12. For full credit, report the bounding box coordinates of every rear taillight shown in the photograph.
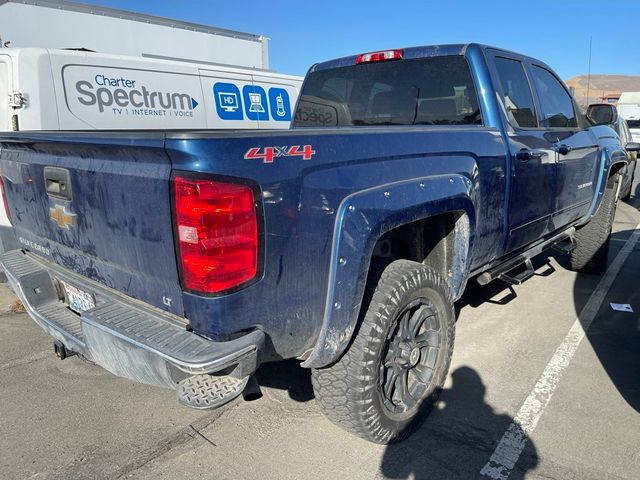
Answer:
[356,49,403,64]
[173,176,258,294]
[0,175,11,222]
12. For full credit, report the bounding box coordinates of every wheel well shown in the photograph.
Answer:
[371,212,469,296]
[609,161,626,178]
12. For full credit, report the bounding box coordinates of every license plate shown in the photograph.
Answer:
[61,281,95,314]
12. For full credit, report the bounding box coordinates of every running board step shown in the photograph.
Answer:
[176,374,249,410]
[476,227,576,286]
[552,239,576,254]
[497,258,534,286]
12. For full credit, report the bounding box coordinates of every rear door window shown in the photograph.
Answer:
[294,56,481,127]
[493,57,537,128]
[530,65,577,128]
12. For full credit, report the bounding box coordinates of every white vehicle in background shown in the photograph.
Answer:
[624,117,640,143]
[617,92,640,142]
[0,48,303,251]
[0,0,270,69]
[0,48,302,131]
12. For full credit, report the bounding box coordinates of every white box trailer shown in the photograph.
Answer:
[0,47,303,248]
[617,92,640,143]
[0,48,303,131]
[0,0,269,69]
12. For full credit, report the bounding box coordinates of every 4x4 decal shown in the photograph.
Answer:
[244,145,316,164]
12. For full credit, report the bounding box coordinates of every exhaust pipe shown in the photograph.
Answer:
[53,340,75,360]
[242,375,263,402]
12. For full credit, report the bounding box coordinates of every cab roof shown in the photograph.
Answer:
[309,43,540,73]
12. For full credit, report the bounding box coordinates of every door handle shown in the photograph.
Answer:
[555,144,572,155]
[515,149,547,161]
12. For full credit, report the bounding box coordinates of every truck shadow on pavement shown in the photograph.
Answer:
[567,225,640,414]
[253,293,541,479]
[380,366,538,480]
[254,361,538,479]
[254,359,315,402]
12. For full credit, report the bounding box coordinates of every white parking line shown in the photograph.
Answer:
[480,223,640,480]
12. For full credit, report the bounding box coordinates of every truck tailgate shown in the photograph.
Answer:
[0,132,184,316]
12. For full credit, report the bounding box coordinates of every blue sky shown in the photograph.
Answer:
[82,0,639,80]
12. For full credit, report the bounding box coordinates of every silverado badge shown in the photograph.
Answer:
[49,205,76,229]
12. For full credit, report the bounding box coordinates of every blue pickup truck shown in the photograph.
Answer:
[0,44,634,444]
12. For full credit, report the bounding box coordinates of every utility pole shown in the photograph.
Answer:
[585,36,592,105]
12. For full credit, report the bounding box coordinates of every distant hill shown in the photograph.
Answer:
[565,74,640,106]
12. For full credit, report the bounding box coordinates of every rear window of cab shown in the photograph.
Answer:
[294,56,482,127]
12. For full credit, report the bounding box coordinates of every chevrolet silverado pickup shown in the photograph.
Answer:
[0,44,633,444]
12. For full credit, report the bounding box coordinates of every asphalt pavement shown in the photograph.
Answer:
[1,196,639,480]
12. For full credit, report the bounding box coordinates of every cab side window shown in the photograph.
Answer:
[494,57,537,128]
[530,65,577,128]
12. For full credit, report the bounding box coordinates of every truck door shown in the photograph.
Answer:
[526,63,599,231]
[489,53,558,253]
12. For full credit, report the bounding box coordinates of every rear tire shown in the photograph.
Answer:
[311,260,455,444]
[570,175,618,274]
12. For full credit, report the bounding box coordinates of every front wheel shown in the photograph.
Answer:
[311,260,455,444]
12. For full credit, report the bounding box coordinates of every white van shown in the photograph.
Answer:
[0,48,303,252]
[0,48,303,132]
[617,92,640,142]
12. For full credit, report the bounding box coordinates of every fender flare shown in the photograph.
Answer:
[577,146,627,227]
[301,174,475,369]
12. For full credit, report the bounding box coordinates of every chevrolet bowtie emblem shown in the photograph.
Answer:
[49,205,76,229]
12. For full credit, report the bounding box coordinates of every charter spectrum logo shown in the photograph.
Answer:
[75,74,199,113]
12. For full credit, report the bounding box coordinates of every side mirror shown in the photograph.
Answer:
[586,103,618,125]
[625,142,640,152]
